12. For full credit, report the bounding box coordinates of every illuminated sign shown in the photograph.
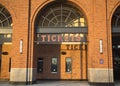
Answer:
[36,33,87,44]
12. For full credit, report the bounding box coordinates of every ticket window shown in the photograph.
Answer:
[51,57,57,73]
[37,58,43,73]
[66,58,72,73]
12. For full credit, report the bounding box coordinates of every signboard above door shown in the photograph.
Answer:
[35,33,87,44]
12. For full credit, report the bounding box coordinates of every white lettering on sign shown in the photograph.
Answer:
[36,34,86,44]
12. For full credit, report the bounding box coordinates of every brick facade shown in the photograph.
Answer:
[0,0,120,85]
[34,44,87,80]
[0,44,12,80]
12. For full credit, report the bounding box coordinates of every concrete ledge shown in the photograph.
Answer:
[10,68,37,82]
[89,82,114,86]
[9,80,36,85]
[88,68,114,83]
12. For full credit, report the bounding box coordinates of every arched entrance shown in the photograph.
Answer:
[0,4,12,80]
[34,2,88,80]
[112,5,120,80]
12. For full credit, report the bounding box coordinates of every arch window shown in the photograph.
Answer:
[112,5,120,80]
[0,4,12,44]
[35,3,87,28]
[0,5,12,28]
[112,6,120,27]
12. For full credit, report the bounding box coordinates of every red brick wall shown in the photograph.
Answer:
[0,44,12,80]
[0,0,29,68]
[34,44,87,80]
[0,0,119,81]
[34,44,60,79]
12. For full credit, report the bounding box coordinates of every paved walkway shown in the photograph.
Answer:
[0,81,120,86]
[0,81,89,86]
[36,81,89,86]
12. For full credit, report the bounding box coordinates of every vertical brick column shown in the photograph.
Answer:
[88,0,114,85]
[8,0,35,84]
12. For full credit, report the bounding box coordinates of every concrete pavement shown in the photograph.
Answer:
[0,80,120,86]
[0,81,89,86]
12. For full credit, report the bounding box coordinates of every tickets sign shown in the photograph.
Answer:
[36,33,87,44]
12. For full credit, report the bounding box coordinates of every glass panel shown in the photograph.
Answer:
[51,57,57,73]
[66,58,72,73]
[0,34,12,44]
[112,6,120,27]
[6,34,11,38]
[37,58,43,73]
[35,3,87,28]
[0,4,12,28]
[0,34,4,38]
[0,5,12,44]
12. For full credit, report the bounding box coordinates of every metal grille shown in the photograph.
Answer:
[36,3,87,28]
[0,4,12,28]
[112,6,120,27]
